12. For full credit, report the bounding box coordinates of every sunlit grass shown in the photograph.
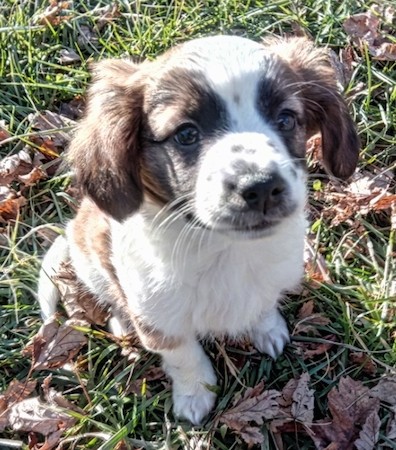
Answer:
[1,0,395,448]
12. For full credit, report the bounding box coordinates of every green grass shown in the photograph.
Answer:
[1,0,395,449]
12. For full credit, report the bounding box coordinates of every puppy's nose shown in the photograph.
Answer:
[241,173,286,213]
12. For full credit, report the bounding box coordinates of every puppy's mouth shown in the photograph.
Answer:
[183,211,284,238]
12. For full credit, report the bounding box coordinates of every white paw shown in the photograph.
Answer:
[251,309,290,359]
[173,382,217,425]
[161,341,217,425]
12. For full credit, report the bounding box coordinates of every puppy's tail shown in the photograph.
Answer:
[37,234,69,320]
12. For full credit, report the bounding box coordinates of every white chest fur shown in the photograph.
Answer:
[110,204,306,339]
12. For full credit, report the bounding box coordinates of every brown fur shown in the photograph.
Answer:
[72,199,182,351]
[266,36,360,179]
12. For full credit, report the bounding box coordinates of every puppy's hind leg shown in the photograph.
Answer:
[37,234,69,320]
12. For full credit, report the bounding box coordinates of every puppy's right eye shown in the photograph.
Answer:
[174,124,200,147]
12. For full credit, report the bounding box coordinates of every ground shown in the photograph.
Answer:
[0,1,395,449]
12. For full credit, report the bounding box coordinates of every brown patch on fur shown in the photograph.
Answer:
[134,316,183,351]
[72,199,182,351]
[265,36,360,179]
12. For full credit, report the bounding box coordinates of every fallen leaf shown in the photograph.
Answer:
[23,317,87,370]
[8,397,75,435]
[0,120,11,143]
[59,96,85,121]
[306,135,323,168]
[18,166,47,186]
[42,375,85,414]
[369,41,396,60]
[386,407,396,440]
[0,186,26,223]
[95,3,120,30]
[354,410,381,450]
[295,337,336,360]
[343,11,379,46]
[0,379,37,431]
[59,48,81,65]
[315,169,395,226]
[77,25,98,46]
[370,376,396,405]
[1,379,37,405]
[304,234,332,285]
[297,300,315,320]
[28,110,75,154]
[309,377,380,449]
[291,372,314,423]
[270,375,313,434]
[219,381,280,445]
[34,1,72,26]
[349,352,377,375]
[54,261,110,326]
[343,8,396,61]
[0,149,33,185]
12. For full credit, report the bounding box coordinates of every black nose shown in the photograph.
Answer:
[241,173,286,213]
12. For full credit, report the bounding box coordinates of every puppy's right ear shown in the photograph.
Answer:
[68,59,144,221]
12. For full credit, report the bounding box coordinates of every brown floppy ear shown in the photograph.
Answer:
[67,59,144,221]
[267,37,360,179]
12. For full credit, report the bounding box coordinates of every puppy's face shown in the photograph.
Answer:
[69,35,360,236]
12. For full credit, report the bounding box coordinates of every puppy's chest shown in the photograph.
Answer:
[118,237,300,335]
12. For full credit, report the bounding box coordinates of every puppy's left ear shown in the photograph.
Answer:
[268,37,360,179]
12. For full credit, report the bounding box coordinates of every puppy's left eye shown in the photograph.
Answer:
[174,124,200,146]
[277,111,296,132]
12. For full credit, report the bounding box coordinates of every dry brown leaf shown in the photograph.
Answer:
[59,96,85,121]
[34,1,72,26]
[349,352,377,375]
[0,186,26,223]
[304,235,332,285]
[0,379,37,431]
[297,300,315,320]
[354,410,381,450]
[386,407,396,440]
[309,377,380,449]
[0,120,11,143]
[219,381,280,445]
[343,8,396,61]
[291,372,315,423]
[1,379,37,405]
[316,169,395,226]
[343,11,379,46]
[293,311,331,336]
[42,375,85,415]
[8,397,75,435]
[369,376,396,405]
[59,48,81,65]
[77,25,98,46]
[28,111,76,156]
[95,3,120,30]
[0,149,33,185]
[18,166,47,186]
[23,317,87,370]
[295,336,336,360]
[271,374,315,434]
[54,261,110,326]
[369,41,396,60]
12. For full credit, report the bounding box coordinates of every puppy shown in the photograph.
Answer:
[38,35,359,425]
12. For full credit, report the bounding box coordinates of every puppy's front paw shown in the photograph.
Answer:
[252,309,290,359]
[173,382,217,425]
[161,341,217,425]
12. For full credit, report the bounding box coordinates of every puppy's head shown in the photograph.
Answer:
[69,35,359,237]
